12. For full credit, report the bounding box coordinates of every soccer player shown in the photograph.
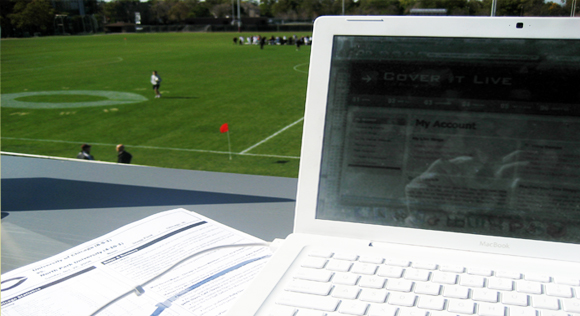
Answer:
[151,71,162,98]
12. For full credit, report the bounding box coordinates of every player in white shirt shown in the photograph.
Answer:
[151,71,162,98]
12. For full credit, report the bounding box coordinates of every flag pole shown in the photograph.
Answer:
[227,131,232,160]
[220,123,232,160]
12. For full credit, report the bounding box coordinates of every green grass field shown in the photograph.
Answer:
[1,32,312,177]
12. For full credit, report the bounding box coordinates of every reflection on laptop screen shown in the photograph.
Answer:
[317,35,580,244]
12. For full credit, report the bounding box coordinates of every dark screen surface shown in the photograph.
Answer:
[316,35,580,244]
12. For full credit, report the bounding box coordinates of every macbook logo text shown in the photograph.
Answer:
[480,241,510,248]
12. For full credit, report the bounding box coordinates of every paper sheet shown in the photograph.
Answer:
[1,208,272,316]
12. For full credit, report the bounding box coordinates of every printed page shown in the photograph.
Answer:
[1,208,272,316]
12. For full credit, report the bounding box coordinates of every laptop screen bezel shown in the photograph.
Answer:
[294,16,580,263]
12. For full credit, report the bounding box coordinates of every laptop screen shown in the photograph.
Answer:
[316,35,580,244]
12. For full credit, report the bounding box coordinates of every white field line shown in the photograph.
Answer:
[0,151,147,167]
[239,117,304,154]
[1,137,300,160]
[293,63,309,74]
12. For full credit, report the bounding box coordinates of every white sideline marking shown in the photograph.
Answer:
[1,137,300,160]
[239,117,304,154]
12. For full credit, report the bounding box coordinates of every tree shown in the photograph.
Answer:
[358,0,402,15]
[1,0,16,37]
[9,0,54,35]
[190,1,212,18]
[272,0,301,19]
[168,0,191,22]
[260,0,276,17]
[150,0,174,24]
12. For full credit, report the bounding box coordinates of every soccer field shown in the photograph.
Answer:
[1,32,312,178]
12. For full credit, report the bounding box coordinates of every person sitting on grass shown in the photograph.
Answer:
[116,144,132,164]
[77,144,94,160]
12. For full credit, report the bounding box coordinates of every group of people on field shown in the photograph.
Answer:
[233,34,312,49]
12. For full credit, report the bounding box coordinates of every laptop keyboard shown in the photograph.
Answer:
[266,248,580,316]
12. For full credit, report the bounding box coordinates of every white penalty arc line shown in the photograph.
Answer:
[240,117,304,154]
[293,63,309,74]
[1,137,300,160]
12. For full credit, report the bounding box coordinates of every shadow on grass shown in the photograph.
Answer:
[1,178,294,212]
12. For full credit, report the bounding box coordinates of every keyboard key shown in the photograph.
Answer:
[265,305,297,316]
[351,262,378,275]
[440,265,465,273]
[338,300,368,315]
[359,275,386,289]
[286,279,333,296]
[386,279,414,292]
[502,292,529,306]
[302,257,328,269]
[295,310,325,316]
[360,255,384,264]
[459,275,485,288]
[488,278,514,291]
[516,281,542,295]
[447,299,475,314]
[472,289,499,303]
[277,292,340,312]
[399,308,429,316]
[377,266,404,278]
[509,306,537,316]
[333,253,359,261]
[524,274,550,283]
[432,272,458,285]
[387,259,410,267]
[495,271,521,280]
[417,296,445,310]
[431,311,460,316]
[388,292,417,307]
[295,268,334,282]
[309,249,333,258]
[478,303,505,316]
[332,272,359,286]
[538,311,568,316]
[554,277,580,286]
[412,262,438,270]
[414,282,441,296]
[468,268,493,277]
[443,286,470,299]
[332,285,360,299]
[562,298,580,313]
[531,296,560,310]
[359,288,388,303]
[545,284,573,298]
[326,259,352,272]
[368,305,398,316]
[405,269,431,282]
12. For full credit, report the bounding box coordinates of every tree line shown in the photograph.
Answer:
[1,0,577,37]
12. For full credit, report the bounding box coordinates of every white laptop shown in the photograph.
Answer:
[227,16,580,316]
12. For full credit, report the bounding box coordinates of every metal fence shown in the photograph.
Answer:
[136,24,313,33]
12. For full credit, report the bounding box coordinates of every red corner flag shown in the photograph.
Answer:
[220,123,229,133]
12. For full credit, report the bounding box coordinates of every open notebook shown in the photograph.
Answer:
[226,16,580,316]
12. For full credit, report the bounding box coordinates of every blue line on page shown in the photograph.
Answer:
[150,255,270,316]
